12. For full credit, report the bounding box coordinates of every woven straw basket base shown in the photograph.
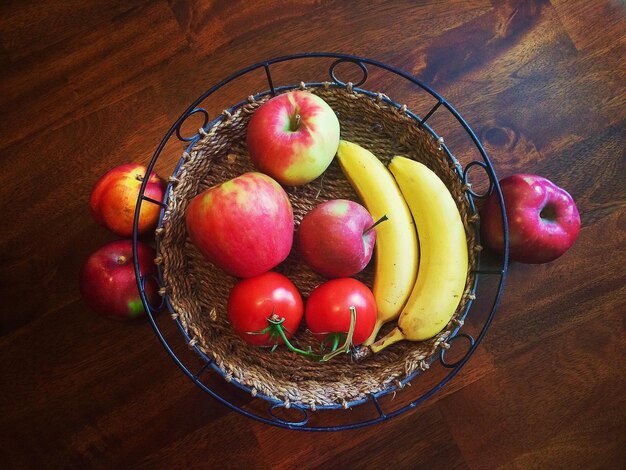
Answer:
[158,84,478,409]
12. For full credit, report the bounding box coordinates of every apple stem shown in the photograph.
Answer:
[364,214,389,234]
[135,173,144,182]
[290,113,301,132]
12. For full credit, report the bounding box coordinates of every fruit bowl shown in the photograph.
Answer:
[133,53,508,430]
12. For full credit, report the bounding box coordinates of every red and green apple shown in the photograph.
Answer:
[297,199,377,278]
[79,239,159,320]
[185,172,294,278]
[246,91,340,186]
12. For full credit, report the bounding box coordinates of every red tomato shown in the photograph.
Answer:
[227,272,304,346]
[305,278,377,346]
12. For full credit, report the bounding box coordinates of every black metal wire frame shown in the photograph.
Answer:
[132,52,509,431]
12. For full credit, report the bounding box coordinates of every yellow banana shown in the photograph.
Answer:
[336,141,419,345]
[371,156,468,352]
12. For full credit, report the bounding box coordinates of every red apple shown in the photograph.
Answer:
[246,90,340,186]
[79,240,159,320]
[185,172,294,278]
[481,174,580,264]
[297,199,377,278]
[90,163,165,237]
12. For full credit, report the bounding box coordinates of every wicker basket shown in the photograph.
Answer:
[157,83,478,409]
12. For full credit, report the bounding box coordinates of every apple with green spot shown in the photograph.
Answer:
[185,172,294,278]
[246,90,340,186]
[298,199,383,278]
[79,239,159,320]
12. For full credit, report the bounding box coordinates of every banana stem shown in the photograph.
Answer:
[370,326,406,353]
[362,319,383,346]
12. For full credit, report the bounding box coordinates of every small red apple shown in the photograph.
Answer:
[297,199,378,278]
[79,239,159,320]
[185,172,294,278]
[481,174,580,264]
[246,91,340,186]
[90,163,165,237]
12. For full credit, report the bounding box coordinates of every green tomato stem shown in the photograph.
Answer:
[319,307,357,362]
[246,308,358,363]
[269,317,322,359]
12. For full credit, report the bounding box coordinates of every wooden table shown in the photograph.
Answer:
[1,1,624,467]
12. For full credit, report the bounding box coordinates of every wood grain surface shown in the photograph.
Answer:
[1,0,624,468]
